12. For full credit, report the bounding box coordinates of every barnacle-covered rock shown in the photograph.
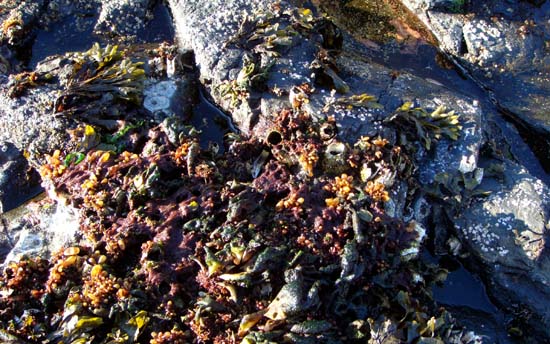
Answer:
[401,0,550,164]
[94,0,153,39]
[0,42,197,169]
[451,160,550,338]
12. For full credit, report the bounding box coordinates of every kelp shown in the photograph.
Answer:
[64,43,145,103]
[216,54,273,108]
[385,102,462,151]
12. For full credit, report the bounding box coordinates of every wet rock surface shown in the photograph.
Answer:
[452,159,550,339]
[400,0,550,168]
[0,0,549,343]
[0,142,41,213]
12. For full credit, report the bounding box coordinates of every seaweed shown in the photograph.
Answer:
[66,43,145,103]
[385,102,462,151]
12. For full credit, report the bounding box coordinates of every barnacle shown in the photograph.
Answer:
[322,141,349,174]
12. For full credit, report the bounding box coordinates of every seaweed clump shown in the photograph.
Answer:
[54,43,146,124]
[0,93,471,343]
[385,102,462,151]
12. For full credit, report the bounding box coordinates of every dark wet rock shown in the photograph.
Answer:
[452,159,550,338]
[0,142,42,214]
[400,0,550,156]
[442,305,512,344]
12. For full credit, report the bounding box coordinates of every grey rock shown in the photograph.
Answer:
[0,79,75,164]
[94,0,153,38]
[454,159,550,337]
[0,142,42,213]
[400,0,550,143]
[167,0,484,180]
[0,197,80,266]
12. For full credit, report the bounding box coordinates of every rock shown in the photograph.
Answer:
[452,159,550,338]
[0,78,74,165]
[400,0,550,163]
[94,0,153,38]
[0,142,42,213]
[0,196,80,266]
[441,305,512,344]
[168,0,484,178]
[0,43,197,166]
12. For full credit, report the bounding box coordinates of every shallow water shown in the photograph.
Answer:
[190,89,236,153]
[30,1,174,68]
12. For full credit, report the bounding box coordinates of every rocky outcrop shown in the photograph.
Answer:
[166,0,550,340]
[0,1,195,212]
[452,159,550,338]
[0,0,549,342]
[400,0,550,165]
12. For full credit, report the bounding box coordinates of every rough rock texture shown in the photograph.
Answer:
[168,0,483,177]
[0,142,42,213]
[94,0,153,38]
[453,159,550,337]
[400,0,550,153]
[0,197,79,266]
[0,77,75,162]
